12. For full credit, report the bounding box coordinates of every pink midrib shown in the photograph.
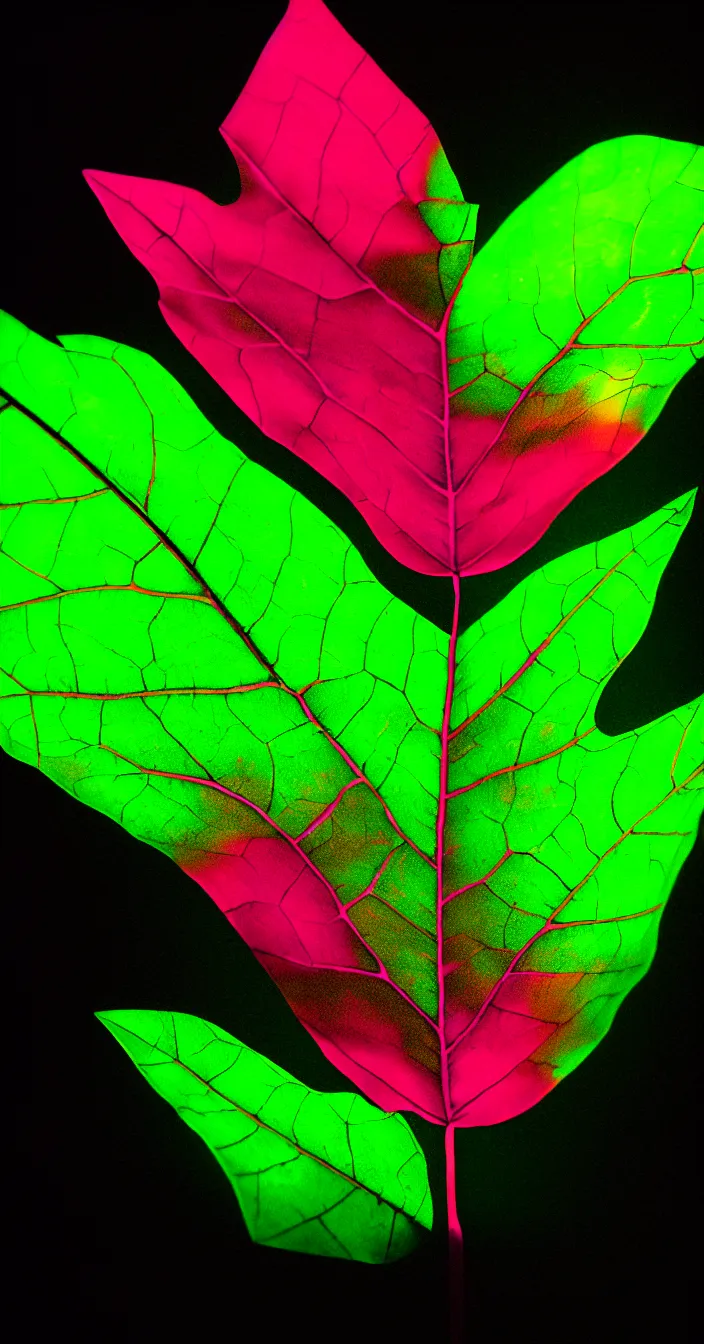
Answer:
[91,135,477,568]
[436,574,461,1120]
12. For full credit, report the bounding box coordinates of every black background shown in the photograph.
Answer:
[4,3,703,1340]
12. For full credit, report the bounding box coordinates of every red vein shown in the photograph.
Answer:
[348,890,437,942]
[8,681,280,702]
[295,778,364,840]
[634,829,692,837]
[555,904,663,929]
[291,695,436,866]
[344,849,397,908]
[575,339,703,350]
[0,488,109,508]
[683,225,703,267]
[447,727,596,796]
[0,582,214,612]
[442,849,514,904]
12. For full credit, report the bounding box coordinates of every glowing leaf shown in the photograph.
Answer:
[84,0,703,576]
[1,313,702,1128]
[98,1008,431,1261]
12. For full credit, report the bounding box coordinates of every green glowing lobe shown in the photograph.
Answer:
[0,311,445,867]
[98,1009,432,1261]
[1,311,702,1126]
[450,137,704,435]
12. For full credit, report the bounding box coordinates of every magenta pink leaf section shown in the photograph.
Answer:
[83,1,702,577]
[191,836,444,1119]
[84,0,474,575]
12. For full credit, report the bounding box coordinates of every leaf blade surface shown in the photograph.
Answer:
[83,0,703,575]
[1,312,702,1125]
[98,1008,431,1261]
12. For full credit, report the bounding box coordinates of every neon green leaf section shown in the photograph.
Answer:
[98,1009,431,1261]
[0,310,445,874]
[446,496,704,1095]
[1,311,702,1124]
[450,136,704,442]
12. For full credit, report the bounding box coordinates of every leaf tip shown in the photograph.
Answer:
[668,486,698,525]
[82,168,130,205]
[95,1007,138,1033]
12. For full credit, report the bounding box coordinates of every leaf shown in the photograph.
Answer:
[83,0,703,577]
[97,1008,431,1261]
[1,312,702,1126]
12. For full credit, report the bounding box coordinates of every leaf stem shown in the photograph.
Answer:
[445,1121,465,1343]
